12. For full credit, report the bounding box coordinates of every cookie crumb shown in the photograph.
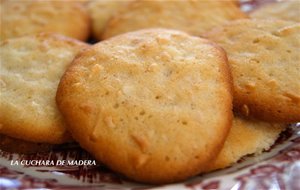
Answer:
[131,133,149,152]
[241,104,250,116]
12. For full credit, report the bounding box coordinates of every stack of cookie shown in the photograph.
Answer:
[0,0,299,184]
[0,0,91,152]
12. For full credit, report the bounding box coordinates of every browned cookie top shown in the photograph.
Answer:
[250,1,300,23]
[205,19,300,122]
[56,29,233,184]
[0,33,89,144]
[1,0,90,41]
[102,0,247,39]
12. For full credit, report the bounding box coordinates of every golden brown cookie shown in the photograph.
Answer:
[250,1,300,23]
[87,0,132,40]
[0,33,89,144]
[205,19,300,122]
[1,0,90,41]
[56,29,233,184]
[205,115,287,172]
[102,0,247,39]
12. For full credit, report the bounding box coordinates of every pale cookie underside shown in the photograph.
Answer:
[205,116,287,172]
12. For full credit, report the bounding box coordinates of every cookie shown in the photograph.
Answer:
[205,19,300,122]
[0,0,90,41]
[102,0,247,39]
[250,1,300,23]
[56,29,233,184]
[87,0,132,40]
[0,33,89,144]
[205,115,287,172]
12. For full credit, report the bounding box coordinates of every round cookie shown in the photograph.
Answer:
[102,0,247,39]
[87,0,132,40]
[250,1,300,23]
[56,29,233,184]
[205,19,300,122]
[205,115,287,172]
[0,33,89,144]
[0,0,90,41]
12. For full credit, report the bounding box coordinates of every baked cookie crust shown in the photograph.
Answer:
[56,29,233,184]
